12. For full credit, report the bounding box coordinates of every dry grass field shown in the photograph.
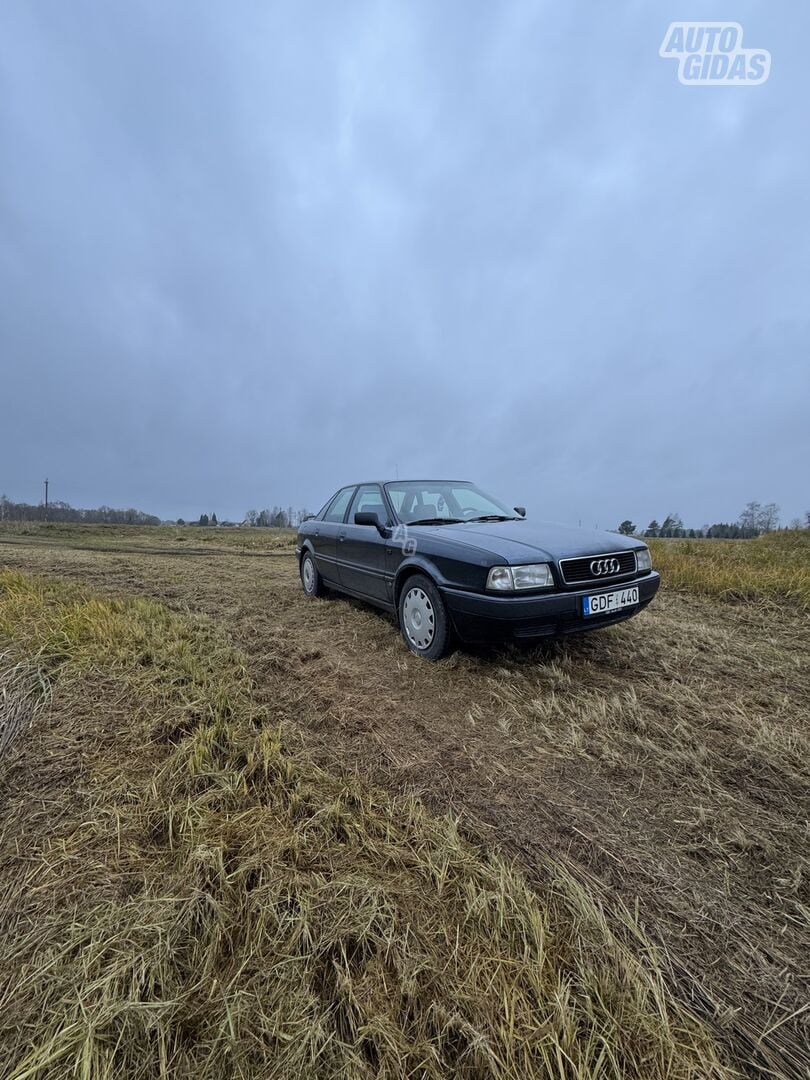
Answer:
[0,525,807,1079]
[650,532,810,609]
[0,521,298,555]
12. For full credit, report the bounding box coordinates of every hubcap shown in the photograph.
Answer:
[302,557,314,593]
[403,587,435,650]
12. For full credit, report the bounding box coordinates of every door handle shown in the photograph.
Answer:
[338,532,346,541]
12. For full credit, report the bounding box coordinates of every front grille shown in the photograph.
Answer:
[559,550,637,586]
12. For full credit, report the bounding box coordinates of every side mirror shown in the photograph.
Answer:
[354,511,389,536]
[354,511,378,526]
[514,506,526,518]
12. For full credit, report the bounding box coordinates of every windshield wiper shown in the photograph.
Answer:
[462,515,519,523]
[407,517,464,526]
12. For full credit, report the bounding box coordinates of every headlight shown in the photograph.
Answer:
[486,563,554,591]
[636,547,652,572]
[486,566,514,591]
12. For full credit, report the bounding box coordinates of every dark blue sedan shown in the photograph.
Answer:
[296,480,660,659]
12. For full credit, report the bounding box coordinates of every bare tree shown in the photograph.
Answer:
[739,501,779,534]
[759,503,780,532]
[738,502,762,532]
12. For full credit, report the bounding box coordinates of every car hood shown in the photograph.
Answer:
[409,519,642,564]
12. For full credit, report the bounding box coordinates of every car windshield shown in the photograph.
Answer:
[385,482,516,524]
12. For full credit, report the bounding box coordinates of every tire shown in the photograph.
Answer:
[398,574,453,660]
[300,551,325,598]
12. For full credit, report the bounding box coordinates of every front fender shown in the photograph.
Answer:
[393,555,454,596]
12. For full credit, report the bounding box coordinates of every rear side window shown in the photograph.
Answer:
[323,487,354,523]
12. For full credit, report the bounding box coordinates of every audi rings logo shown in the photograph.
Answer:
[590,557,620,577]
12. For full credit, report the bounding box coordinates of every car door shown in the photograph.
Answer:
[313,486,355,586]
[337,484,392,603]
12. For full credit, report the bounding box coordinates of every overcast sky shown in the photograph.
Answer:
[1,1,808,527]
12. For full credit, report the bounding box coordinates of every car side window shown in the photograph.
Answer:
[323,487,354,523]
[348,484,388,524]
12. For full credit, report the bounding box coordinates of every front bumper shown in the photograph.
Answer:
[441,572,661,643]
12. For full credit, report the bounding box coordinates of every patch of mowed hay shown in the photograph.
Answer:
[0,571,733,1079]
[0,654,49,754]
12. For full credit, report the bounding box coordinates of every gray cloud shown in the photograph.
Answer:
[1,0,808,526]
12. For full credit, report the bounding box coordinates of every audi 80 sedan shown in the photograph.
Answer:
[296,480,660,660]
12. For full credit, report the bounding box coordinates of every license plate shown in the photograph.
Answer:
[583,586,639,617]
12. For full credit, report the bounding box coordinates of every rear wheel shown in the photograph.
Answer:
[300,552,325,597]
[398,574,452,660]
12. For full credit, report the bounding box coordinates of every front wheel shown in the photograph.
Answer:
[300,552,325,597]
[398,575,453,660]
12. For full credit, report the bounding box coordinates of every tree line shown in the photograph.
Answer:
[181,508,312,528]
[617,502,810,539]
[0,495,160,526]
[243,507,310,528]
[0,495,312,529]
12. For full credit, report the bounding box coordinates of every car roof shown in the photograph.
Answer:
[342,479,472,487]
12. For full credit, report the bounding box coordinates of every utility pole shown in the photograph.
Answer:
[44,478,49,521]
